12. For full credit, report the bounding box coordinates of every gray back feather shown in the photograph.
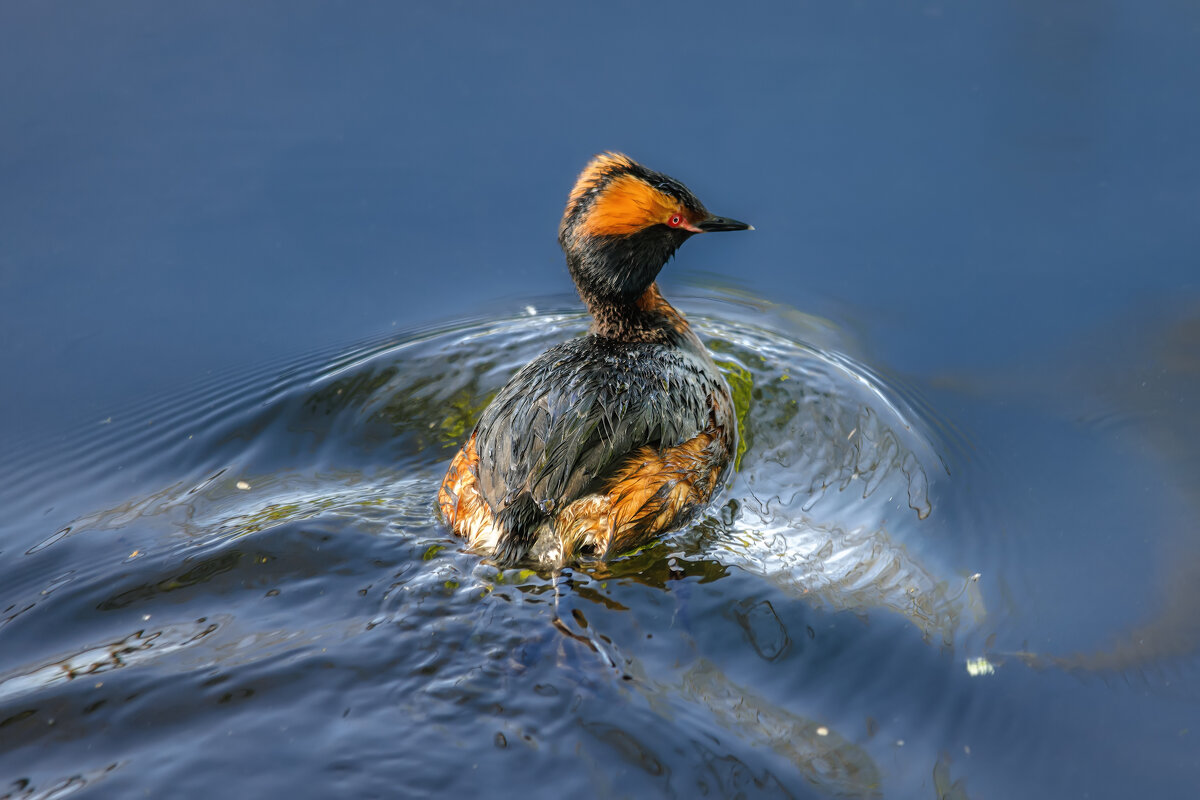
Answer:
[472,335,728,513]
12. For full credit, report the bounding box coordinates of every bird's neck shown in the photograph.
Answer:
[583,283,693,344]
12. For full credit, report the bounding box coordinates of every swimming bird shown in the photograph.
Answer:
[438,153,752,567]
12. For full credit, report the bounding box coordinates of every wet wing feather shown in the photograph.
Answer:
[472,335,722,514]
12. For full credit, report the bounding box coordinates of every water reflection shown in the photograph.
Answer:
[0,762,122,800]
[935,302,1200,683]
[0,620,219,703]
[40,291,976,647]
[5,288,1196,797]
[678,660,882,796]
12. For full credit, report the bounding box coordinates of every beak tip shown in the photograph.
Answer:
[697,215,754,233]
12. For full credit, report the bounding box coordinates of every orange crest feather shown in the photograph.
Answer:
[567,152,637,206]
[567,152,681,237]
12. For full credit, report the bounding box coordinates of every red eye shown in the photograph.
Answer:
[668,214,682,228]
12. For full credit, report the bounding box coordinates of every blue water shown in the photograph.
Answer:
[2,2,1199,798]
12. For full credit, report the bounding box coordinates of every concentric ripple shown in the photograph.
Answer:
[0,287,986,798]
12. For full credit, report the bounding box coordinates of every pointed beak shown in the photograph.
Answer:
[696,215,754,232]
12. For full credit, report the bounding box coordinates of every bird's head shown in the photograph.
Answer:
[558,153,751,307]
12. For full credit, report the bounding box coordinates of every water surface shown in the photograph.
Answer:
[2,2,1199,798]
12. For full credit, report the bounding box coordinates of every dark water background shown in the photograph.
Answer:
[2,2,1199,798]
